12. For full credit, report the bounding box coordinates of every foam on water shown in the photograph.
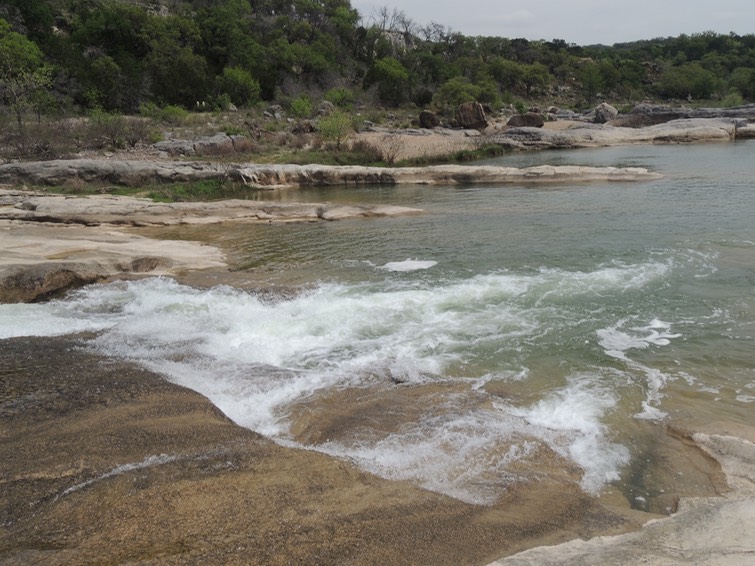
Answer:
[0,257,683,503]
[0,302,115,339]
[597,319,681,419]
[505,374,631,493]
[380,258,438,272]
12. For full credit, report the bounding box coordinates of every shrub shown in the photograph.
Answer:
[432,77,481,112]
[721,89,744,107]
[123,117,151,148]
[290,95,313,119]
[318,110,352,149]
[139,103,189,125]
[217,66,261,107]
[324,87,355,108]
[658,63,723,100]
[89,109,127,149]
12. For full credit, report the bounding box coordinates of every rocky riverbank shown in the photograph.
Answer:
[0,335,650,566]
[489,431,755,566]
[0,160,662,189]
[0,159,659,302]
[0,187,421,302]
[492,117,746,151]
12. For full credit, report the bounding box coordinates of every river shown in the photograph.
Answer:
[2,141,753,510]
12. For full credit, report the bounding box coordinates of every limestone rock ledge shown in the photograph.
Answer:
[0,188,421,227]
[495,117,743,150]
[0,160,662,189]
[0,189,421,302]
[488,433,755,566]
[234,163,662,188]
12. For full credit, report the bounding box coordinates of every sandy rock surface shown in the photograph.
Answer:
[0,336,645,566]
[488,433,755,566]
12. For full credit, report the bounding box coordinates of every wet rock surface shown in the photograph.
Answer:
[0,335,639,565]
[0,160,663,189]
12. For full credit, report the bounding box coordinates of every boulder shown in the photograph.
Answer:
[154,134,248,157]
[419,110,440,129]
[193,133,236,156]
[318,100,336,116]
[0,262,107,303]
[507,112,545,128]
[292,120,316,134]
[153,139,196,156]
[454,102,488,130]
[594,102,619,124]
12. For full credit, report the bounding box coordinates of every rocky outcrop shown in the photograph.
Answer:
[419,110,440,129]
[0,262,108,302]
[736,124,755,139]
[507,113,545,128]
[454,101,488,130]
[1,336,633,565]
[0,214,227,302]
[489,433,755,566]
[4,183,423,302]
[0,188,421,227]
[594,102,619,124]
[0,161,662,191]
[235,163,662,189]
[154,133,250,156]
[616,103,755,127]
[0,159,230,187]
[494,118,742,150]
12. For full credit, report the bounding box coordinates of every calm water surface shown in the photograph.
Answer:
[3,142,754,507]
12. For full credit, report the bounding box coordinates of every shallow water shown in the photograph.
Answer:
[3,142,754,507]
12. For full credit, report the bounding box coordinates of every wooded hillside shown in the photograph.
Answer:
[1,0,754,124]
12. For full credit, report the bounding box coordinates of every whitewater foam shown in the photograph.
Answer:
[0,258,681,503]
[380,258,438,272]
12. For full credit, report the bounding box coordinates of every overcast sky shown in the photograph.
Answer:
[350,1,754,46]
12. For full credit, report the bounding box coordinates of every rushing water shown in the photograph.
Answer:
[3,142,754,506]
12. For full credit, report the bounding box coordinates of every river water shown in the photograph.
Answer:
[2,142,754,508]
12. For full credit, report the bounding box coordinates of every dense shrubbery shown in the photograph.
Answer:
[2,0,755,150]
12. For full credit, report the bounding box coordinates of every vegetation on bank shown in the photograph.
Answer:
[1,0,754,163]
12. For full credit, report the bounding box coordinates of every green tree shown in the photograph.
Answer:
[143,13,209,109]
[579,62,604,103]
[217,66,261,107]
[658,63,722,99]
[318,109,351,149]
[729,67,755,100]
[366,57,410,106]
[432,76,481,110]
[0,19,52,143]
[520,63,551,96]
[489,58,525,92]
